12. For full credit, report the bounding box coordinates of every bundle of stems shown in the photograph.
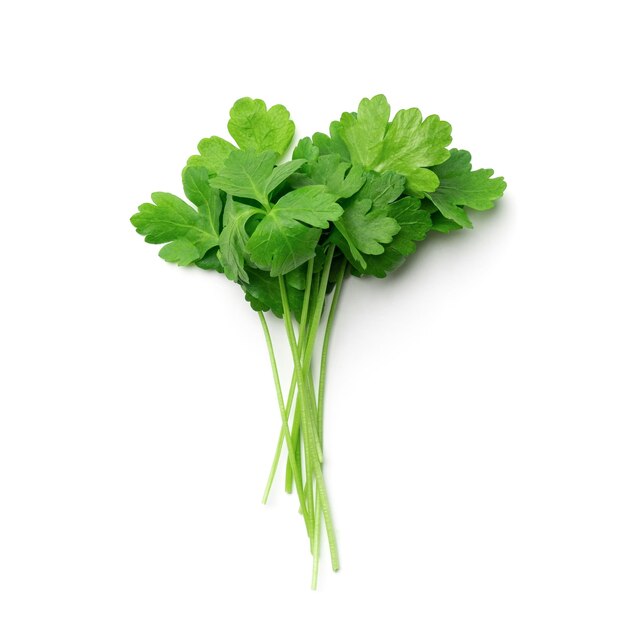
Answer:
[259,248,345,589]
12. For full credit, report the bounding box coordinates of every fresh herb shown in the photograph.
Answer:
[130,95,506,588]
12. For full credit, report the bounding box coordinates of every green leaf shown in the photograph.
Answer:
[361,197,432,277]
[182,166,222,235]
[241,268,304,319]
[228,97,295,157]
[426,149,507,228]
[376,108,452,194]
[218,195,263,282]
[338,95,390,169]
[266,159,306,195]
[307,154,365,199]
[210,150,276,207]
[130,191,220,266]
[355,170,406,209]
[293,137,319,162]
[312,121,351,162]
[332,199,400,266]
[186,136,237,174]
[430,213,463,233]
[329,170,405,269]
[247,186,343,276]
[195,248,224,272]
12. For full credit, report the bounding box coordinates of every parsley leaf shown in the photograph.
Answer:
[247,186,342,276]
[312,121,351,162]
[330,170,404,268]
[241,267,304,319]
[210,150,305,208]
[182,166,222,235]
[338,95,390,169]
[334,95,452,195]
[186,136,237,175]
[130,183,221,266]
[375,107,451,194]
[426,149,507,228]
[228,97,295,157]
[360,197,432,277]
[218,195,263,283]
[307,155,365,199]
[210,150,276,207]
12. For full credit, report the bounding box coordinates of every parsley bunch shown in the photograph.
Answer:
[131,95,506,588]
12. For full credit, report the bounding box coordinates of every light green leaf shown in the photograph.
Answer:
[338,95,390,169]
[375,107,452,194]
[228,97,295,156]
[218,195,263,282]
[186,136,236,174]
[293,137,319,162]
[210,150,276,206]
[247,186,343,276]
[426,148,507,228]
[130,191,220,266]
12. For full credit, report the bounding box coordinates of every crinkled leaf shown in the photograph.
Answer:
[186,136,236,174]
[247,186,343,276]
[426,148,507,228]
[361,197,432,277]
[218,196,263,282]
[338,95,390,169]
[130,191,220,266]
[228,97,295,157]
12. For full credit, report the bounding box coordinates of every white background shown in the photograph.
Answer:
[1,1,625,624]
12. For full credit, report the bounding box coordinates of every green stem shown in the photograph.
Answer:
[262,260,315,502]
[317,257,347,437]
[279,272,340,581]
[311,257,347,589]
[257,312,312,537]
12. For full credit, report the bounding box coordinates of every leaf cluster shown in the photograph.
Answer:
[131,96,506,315]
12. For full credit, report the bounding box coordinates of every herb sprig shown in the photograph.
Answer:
[131,95,506,588]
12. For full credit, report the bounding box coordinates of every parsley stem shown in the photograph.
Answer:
[317,257,347,439]
[258,311,312,536]
[262,259,315,502]
[279,271,340,582]
[311,257,347,588]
